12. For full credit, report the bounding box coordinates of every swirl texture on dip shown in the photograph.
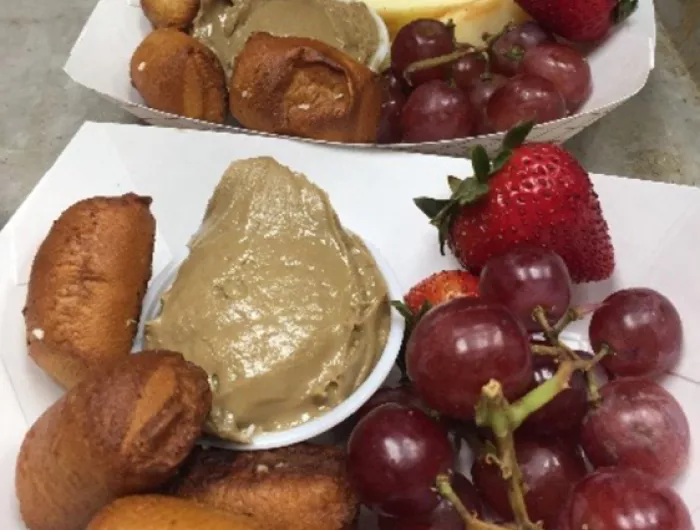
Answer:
[144,157,390,442]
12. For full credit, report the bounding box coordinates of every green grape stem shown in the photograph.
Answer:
[403,49,473,84]
[531,305,608,404]
[473,352,605,530]
[530,344,565,358]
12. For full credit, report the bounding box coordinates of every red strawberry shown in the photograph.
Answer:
[514,0,638,43]
[414,123,614,283]
[403,270,480,314]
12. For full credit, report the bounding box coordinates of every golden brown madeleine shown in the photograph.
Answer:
[24,193,155,389]
[87,495,265,530]
[131,29,228,124]
[16,351,212,530]
[141,0,199,29]
[229,33,383,143]
[169,443,359,530]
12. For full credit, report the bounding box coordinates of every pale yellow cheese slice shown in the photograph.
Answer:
[366,0,530,47]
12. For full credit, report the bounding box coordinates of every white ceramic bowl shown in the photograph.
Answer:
[135,237,405,451]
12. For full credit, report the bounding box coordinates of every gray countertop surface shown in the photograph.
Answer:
[1,0,699,230]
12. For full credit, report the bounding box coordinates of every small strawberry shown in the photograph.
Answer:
[514,0,638,43]
[414,122,614,284]
[403,270,480,314]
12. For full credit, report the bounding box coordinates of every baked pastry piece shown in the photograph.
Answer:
[15,351,212,530]
[141,0,199,29]
[87,495,264,530]
[131,29,228,123]
[24,193,155,389]
[229,33,383,143]
[169,443,359,530]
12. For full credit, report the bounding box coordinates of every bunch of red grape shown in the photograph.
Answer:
[378,19,592,143]
[346,246,692,530]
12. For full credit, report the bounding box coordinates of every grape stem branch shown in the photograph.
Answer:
[474,354,602,530]
[532,305,605,404]
[530,344,563,357]
[403,48,474,82]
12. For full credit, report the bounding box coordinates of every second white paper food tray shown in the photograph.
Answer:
[63,0,656,155]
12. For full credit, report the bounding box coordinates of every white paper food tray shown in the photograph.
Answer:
[1,122,697,528]
[63,0,657,156]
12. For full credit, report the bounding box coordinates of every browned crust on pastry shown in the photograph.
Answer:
[16,351,212,530]
[141,0,199,29]
[23,193,155,389]
[229,33,383,143]
[131,29,228,124]
[168,443,359,530]
[87,495,264,530]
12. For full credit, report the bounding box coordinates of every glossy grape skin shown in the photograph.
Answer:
[452,51,489,91]
[479,246,572,332]
[353,385,461,451]
[391,19,455,87]
[406,297,533,420]
[589,288,683,378]
[489,21,554,77]
[347,403,454,517]
[522,42,592,112]
[558,468,693,530]
[378,473,484,530]
[377,81,407,144]
[472,436,587,528]
[487,74,567,132]
[580,378,690,484]
[521,354,588,435]
[401,81,476,142]
[468,74,508,135]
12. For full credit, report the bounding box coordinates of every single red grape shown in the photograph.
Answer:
[377,83,407,144]
[347,403,454,517]
[521,355,588,435]
[406,297,533,420]
[487,74,567,132]
[452,51,489,91]
[478,246,572,332]
[489,21,554,77]
[392,19,455,87]
[472,436,587,528]
[580,378,690,483]
[558,468,693,530]
[401,81,476,142]
[355,384,426,422]
[522,42,592,112]
[589,288,683,378]
[378,473,483,530]
[468,73,508,135]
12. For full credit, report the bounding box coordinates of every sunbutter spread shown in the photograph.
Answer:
[191,0,380,77]
[144,157,390,442]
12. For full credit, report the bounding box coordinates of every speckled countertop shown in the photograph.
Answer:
[1,0,699,229]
